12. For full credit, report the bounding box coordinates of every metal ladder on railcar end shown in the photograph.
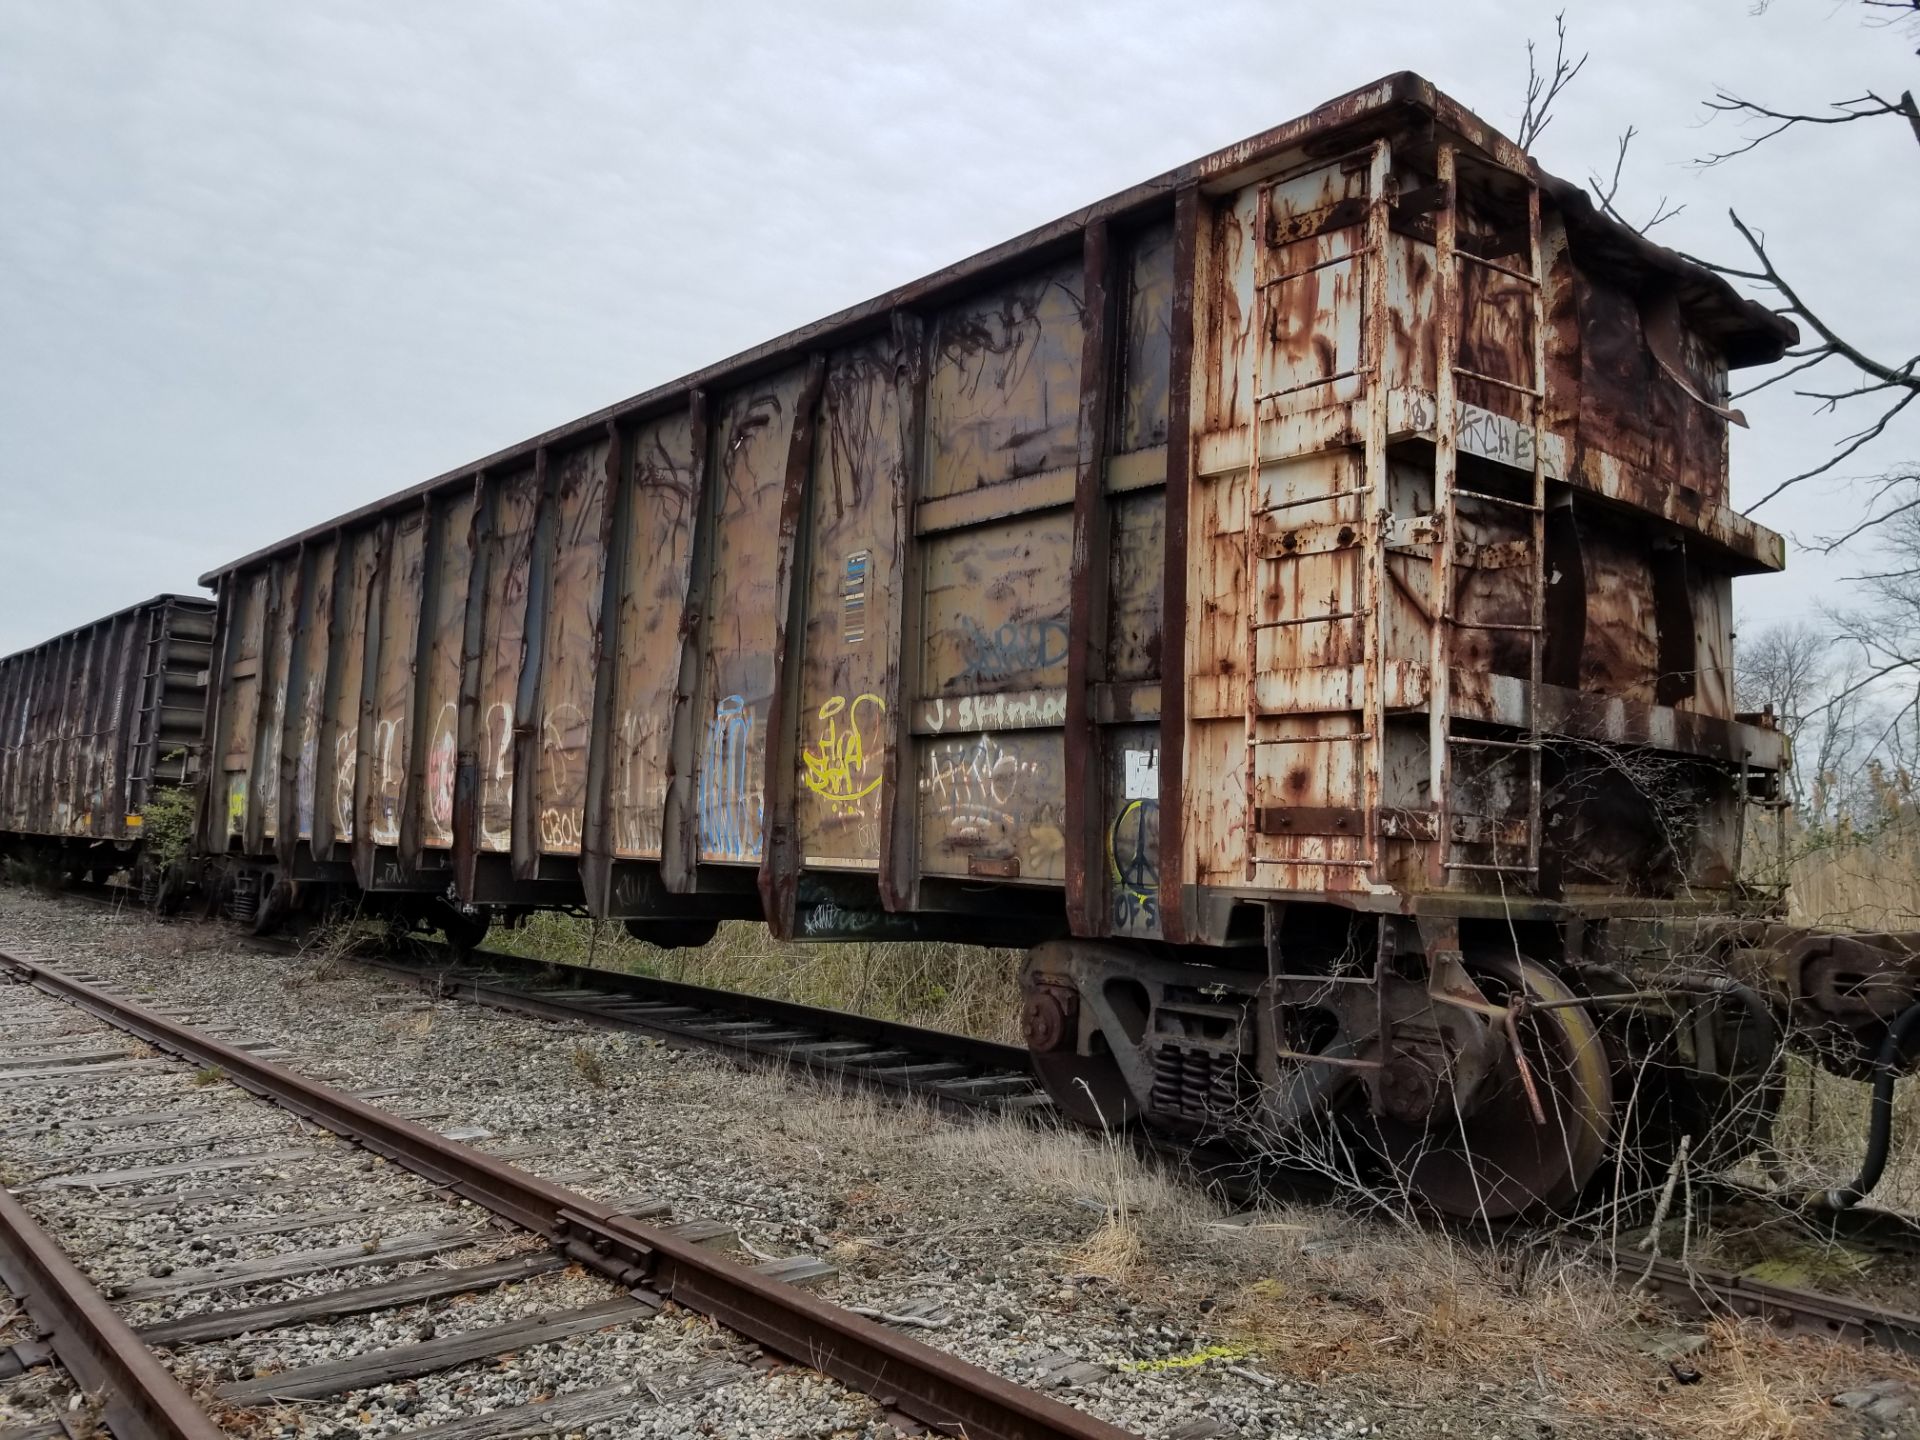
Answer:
[127,602,168,804]
[1240,141,1393,883]
[1429,143,1548,887]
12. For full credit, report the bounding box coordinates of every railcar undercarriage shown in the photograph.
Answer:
[1019,911,1920,1219]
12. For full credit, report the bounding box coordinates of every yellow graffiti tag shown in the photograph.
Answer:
[800,694,885,810]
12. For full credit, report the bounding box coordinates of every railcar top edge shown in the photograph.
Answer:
[196,70,1795,587]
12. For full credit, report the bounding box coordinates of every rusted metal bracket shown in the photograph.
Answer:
[1257,805,1441,841]
[1256,805,1365,838]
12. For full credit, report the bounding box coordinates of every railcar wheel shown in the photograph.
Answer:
[1372,955,1612,1220]
[1030,1047,1137,1130]
[431,900,491,956]
[1021,949,1138,1130]
[251,879,295,937]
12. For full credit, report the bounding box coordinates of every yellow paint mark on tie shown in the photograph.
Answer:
[1113,1344,1251,1373]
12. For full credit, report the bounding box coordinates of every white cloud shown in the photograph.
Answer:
[1,0,1913,649]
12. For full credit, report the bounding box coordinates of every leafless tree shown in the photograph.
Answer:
[1680,5,1918,517]
[1587,127,1683,236]
[1516,10,1587,151]
[1735,619,1887,821]
[1518,4,1916,525]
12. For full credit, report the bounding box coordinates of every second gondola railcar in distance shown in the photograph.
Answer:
[194,73,1896,1217]
[0,593,214,888]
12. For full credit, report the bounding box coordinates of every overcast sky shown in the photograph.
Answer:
[2,0,1914,655]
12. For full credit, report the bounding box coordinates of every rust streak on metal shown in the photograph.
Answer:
[1065,220,1118,936]
[758,353,829,937]
[1159,185,1201,946]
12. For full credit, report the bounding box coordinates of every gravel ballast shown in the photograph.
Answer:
[6,887,1862,1439]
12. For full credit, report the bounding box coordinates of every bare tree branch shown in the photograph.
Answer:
[1588,128,1683,234]
[1517,10,1588,151]
[1860,0,1920,54]
[1722,211,1920,391]
[1728,347,1837,401]
[1807,483,1920,553]
[1697,88,1920,165]
[1742,391,1917,510]
[1675,210,1920,513]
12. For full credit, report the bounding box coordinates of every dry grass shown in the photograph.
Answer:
[1789,810,1920,930]
[1764,815,1920,1215]
[570,1040,608,1089]
[735,1069,1918,1439]
[1771,1056,1920,1215]
[487,914,1025,1043]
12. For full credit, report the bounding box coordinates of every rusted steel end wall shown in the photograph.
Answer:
[1176,127,1787,937]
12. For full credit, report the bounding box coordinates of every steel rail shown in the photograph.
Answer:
[0,1177,225,1440]
[0,946,1139,1440]
[276,937,1920,1351]
[343,943,1043,1114]
[1621,1248,1920,1357]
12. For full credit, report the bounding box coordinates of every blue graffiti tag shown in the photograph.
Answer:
[698,694,762,861]
[956,614,1069,683]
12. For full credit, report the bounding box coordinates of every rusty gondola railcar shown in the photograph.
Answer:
[0,594,215,884]
[188,74,1920,1216]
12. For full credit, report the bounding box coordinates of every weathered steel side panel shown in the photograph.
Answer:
[0,654,22,828]
[909,260,1085,887]
[1107,490,1166,683]
[475,472,538,854]
[252,558,295,845]
[1572,271,1729,514]
[608,412,697,861]
[21,644,47,831]
[367,512,426,848]
[321,532,377,849]
[290,541,335,844]
[534,442,608,857]
[219,575,267,845]
[75,622,109,835]
[419,494,474,850]
[925,262,1083,502]
[697,370,807,867]
[794,342,903,871]
[1120,223,1176,458]
[49,637,81,834]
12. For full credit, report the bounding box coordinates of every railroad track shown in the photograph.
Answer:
[346,935,1920,1359]
[0,944,1141,1440]
[343,937,1052,1118]
[26,893,1920,1382]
